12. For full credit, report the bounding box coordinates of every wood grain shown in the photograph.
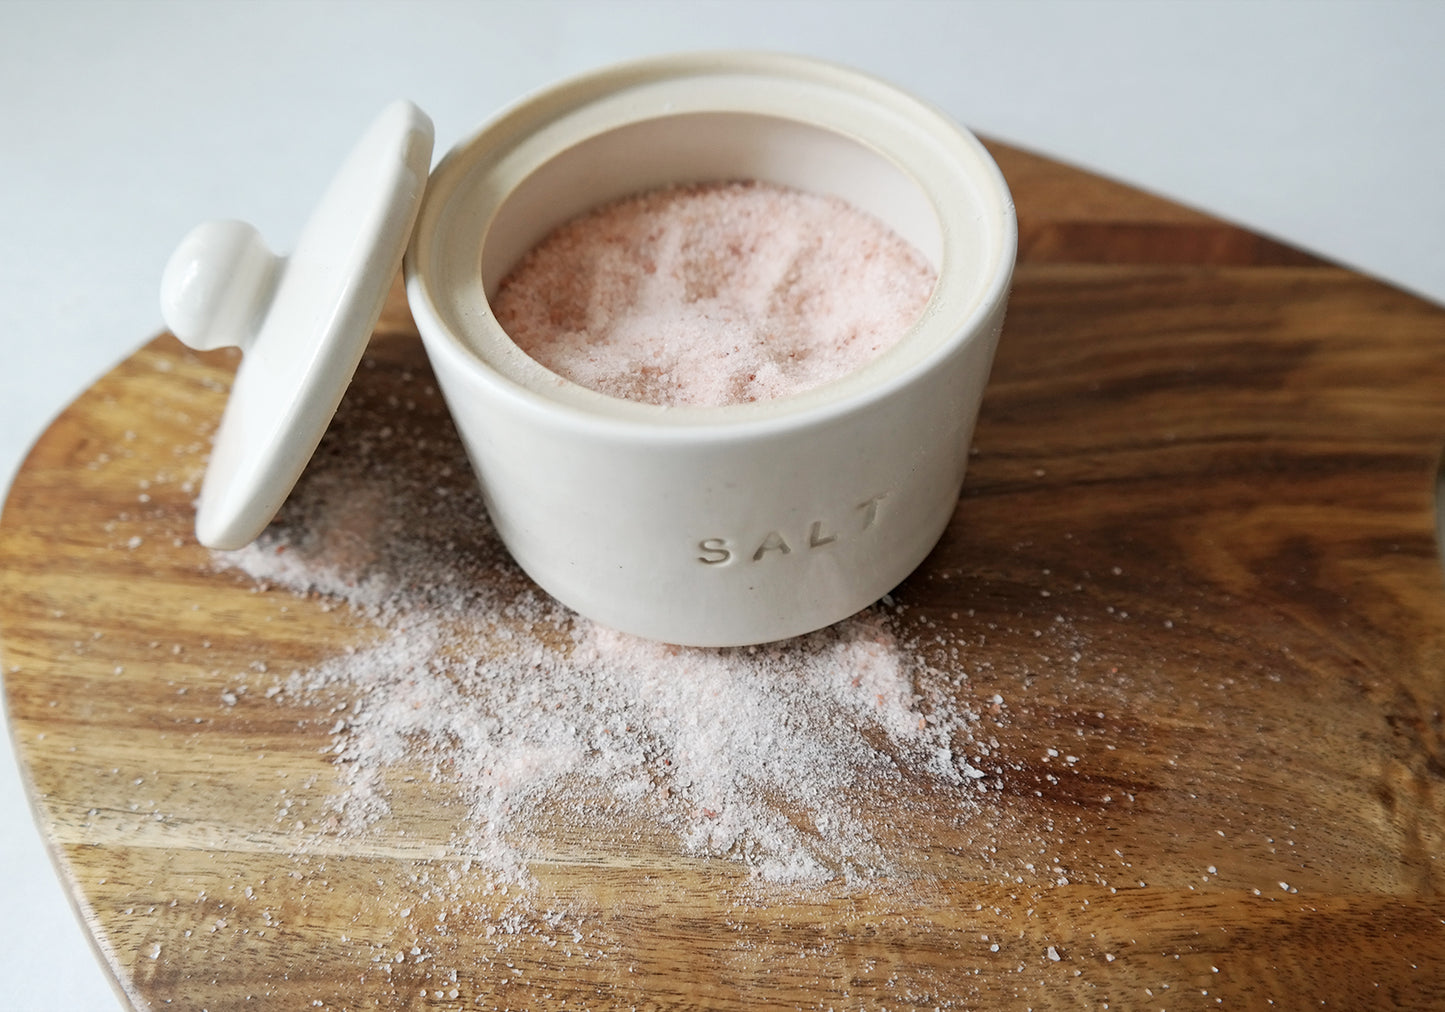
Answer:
[5,139,1445,1011]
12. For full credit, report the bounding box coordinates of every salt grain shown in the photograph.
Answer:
[214,367,989,887]
[493,181,936,407]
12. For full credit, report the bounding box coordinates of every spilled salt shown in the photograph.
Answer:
[213,360,991,886]
[492,180,936,407]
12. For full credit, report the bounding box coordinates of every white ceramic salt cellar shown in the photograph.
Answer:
[162,53,1016,647]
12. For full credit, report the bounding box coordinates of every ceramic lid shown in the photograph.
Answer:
[160,101,435,550]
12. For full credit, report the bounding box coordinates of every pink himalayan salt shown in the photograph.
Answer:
[211,359,991,885]
[491,180,937,407]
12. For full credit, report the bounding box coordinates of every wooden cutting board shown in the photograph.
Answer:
[5,140,1445,1011]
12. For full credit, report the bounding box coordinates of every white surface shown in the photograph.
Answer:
[1,1,1441,1007]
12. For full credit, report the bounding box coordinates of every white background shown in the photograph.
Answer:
[2,1,1442,1007]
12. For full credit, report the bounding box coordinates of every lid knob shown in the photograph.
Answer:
[161,219,281,352]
